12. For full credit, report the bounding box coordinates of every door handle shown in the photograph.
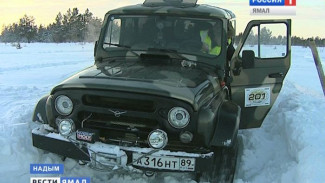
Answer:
[269,72,284,78]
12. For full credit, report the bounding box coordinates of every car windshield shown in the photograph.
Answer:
[103,15,223,58]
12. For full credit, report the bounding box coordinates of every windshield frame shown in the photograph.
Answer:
[99,14,226,66]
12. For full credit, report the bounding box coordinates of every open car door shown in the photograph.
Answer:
[230,19,291,129]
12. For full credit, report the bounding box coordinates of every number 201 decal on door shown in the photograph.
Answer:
[245,87,271,107]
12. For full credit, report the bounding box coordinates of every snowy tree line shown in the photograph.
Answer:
[1,8,324,46]
[0,8,102,43]
[234,27,325,47]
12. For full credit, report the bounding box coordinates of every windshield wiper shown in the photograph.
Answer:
[103,42,131,48]
[103,42,139,58]
[148,48,220,70]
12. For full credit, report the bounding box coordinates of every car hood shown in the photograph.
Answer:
[52,61,220,110]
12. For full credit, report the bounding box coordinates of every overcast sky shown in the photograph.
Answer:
[1,0,324,38]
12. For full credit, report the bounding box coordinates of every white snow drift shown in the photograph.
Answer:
[0,43,324,183]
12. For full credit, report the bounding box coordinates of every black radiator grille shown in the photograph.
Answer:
[82,112,158,128]
[78,111,158,141]
[77,111,206,153]
[82,95,155,112]
[70,91,202,152]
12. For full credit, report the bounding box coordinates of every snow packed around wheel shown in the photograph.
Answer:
[0,43,324,183]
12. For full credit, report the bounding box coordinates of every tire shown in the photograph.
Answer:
[203,138,239,183]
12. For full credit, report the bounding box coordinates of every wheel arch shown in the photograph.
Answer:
[209,101,241,147]
[32,95,50,124]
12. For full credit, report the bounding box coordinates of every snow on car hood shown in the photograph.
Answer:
[82,61,208,87]
[52,61,219,109]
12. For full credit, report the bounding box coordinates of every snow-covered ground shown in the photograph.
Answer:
[0,43,324,183]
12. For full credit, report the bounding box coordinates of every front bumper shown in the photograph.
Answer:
[32,126,214,172]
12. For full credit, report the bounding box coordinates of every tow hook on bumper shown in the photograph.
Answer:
[89,151,124,170]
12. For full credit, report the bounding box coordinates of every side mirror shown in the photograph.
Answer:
[242,50,255,69]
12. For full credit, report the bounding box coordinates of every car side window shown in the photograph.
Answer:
[240,23,288,59]
[104,17,121,48]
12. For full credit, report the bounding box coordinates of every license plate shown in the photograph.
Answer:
[132,153,195,171]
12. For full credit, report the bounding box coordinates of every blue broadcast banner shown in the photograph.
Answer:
[61,177,91,183]
[250,0,285,6]
[30,164,64,174]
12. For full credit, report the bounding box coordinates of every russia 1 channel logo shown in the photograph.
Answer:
[250,0,296,15]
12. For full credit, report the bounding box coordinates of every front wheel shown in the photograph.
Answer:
[203,138,239,183]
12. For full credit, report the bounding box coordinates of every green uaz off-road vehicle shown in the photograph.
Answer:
[32,0,291,182]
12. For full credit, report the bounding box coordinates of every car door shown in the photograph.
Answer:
[230,19,291,129]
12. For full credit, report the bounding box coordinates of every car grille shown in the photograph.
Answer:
[83,95,155,112]
[78,92,160,148]
[62,90,205,153]
[79,111,158,140]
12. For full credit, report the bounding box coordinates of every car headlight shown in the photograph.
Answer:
[55,95,73,115]
[148,129,168,149]
[168,107,190,128]
[58,119,75,136]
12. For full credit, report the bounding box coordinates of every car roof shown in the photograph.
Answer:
[106,1,235,20]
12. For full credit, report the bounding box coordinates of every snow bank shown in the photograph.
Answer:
[0,43,324,183]
[235,46,325,183]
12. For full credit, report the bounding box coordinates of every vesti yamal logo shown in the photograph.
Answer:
[250,0,296,15]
